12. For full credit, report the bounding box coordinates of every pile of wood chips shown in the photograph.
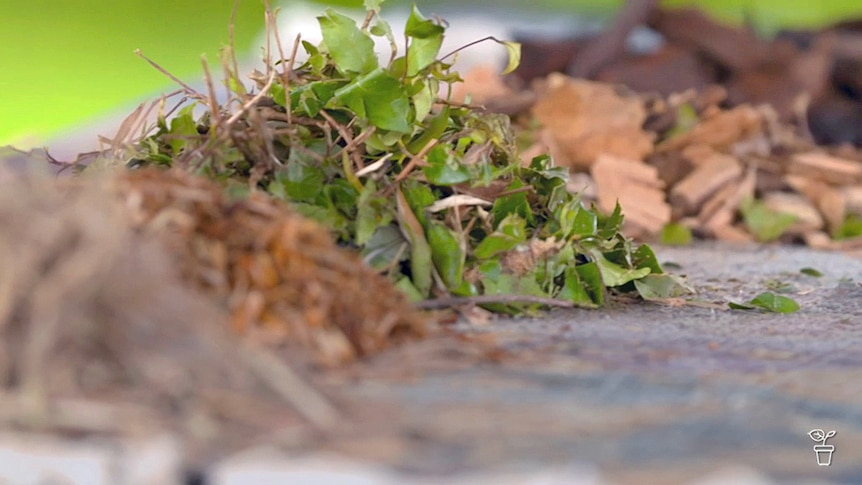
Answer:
[457,70,862,251]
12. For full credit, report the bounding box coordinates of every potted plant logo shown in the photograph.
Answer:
[808,429,836,466]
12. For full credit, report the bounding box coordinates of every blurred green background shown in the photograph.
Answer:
[2,0,862,148]
[0,0,265,147]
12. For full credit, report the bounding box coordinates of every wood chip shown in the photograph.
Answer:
[789,152,862,185]
[762,191,824,234]
[669,151,742,215]
[533,75,654,169]
[591,154,670,237]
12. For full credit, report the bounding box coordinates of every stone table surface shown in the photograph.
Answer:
[290,242,862,485]
[1,232,860,484]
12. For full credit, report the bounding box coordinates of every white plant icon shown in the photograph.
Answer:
[808,428,836,446]
[808,429,837,466]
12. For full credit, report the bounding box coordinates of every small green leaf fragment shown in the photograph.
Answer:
[501,41,521,75]
[750,292,800,313]
[275,162,326,203]
[363,0,383,12]
[333,67,411,132]
[405,6,444,75]
[427,221,464,289]
[396,188,433,296]
[559,263,603,307]
[740,198,797,242]
[589,250,651,287]
[362,225,407,271]
[394,276,424,303]
[800,267,824,277]
[834,214,862,239]
[661,222,693,246]
[729,301,756,310]
[492,179,533,227]
[474,214,527,259]
[634,274,694,299]
[730,292,800,313]
[168,105,198,154]
[632,244,663,274]
[571,205,598,237]
[423,145,471,185]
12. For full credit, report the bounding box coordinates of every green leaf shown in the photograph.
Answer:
[168,105,198,154]
[394,276,424,303]
[423,145,471,185]
[730,291,800,313]
[633,274,694,299]
[800,267,823,277]
[407,106,449,154]
[572,204,598,237]
[632,244,663,274]
[559,263,603,307]
[741,198,797,242]
[363,0,383,12]
[750,292,800,313]
[396,188,433,296]
[333,67,411,133]
[356,179,391,245]
[318,9,378,74]
[427,221,464,289]
[405,5,444,76]
[273,162,326,203]
[411,79,436,123]
[661,222,693,246]
[362,225,407,271]
[597,201,625,240]
[492,178,533,227]
[589,250,651,287]
[835,214,862,239]
[474,214,527,259]
[501,40,521,75]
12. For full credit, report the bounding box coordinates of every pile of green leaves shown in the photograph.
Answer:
[126,1,690,311]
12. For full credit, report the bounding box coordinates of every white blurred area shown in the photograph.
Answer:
[43,1,592,160]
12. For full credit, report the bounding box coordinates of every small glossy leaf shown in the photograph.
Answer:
[318,9,378,73]
[750,292,800,313]
[356,180,391,245]
[474,214,527,259]
[661,222,693,246]
[168,105,198,154]
[741,198,797,242]
[273,162,325,202]
[835,214,862,239]
[492,178,532,228]
[632,244,663,274]
[730,292,800,313]
[362,225,407,270]
[634,274,694,299]
[363,0,383,12]
[427,221,464,288]
[501,40,521,75]
[423,145,471,185]
[800,267,823,277]
[559,263,603,307]
[589,250,651,287]
[396,188,433,296]
[333,67,411,132]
